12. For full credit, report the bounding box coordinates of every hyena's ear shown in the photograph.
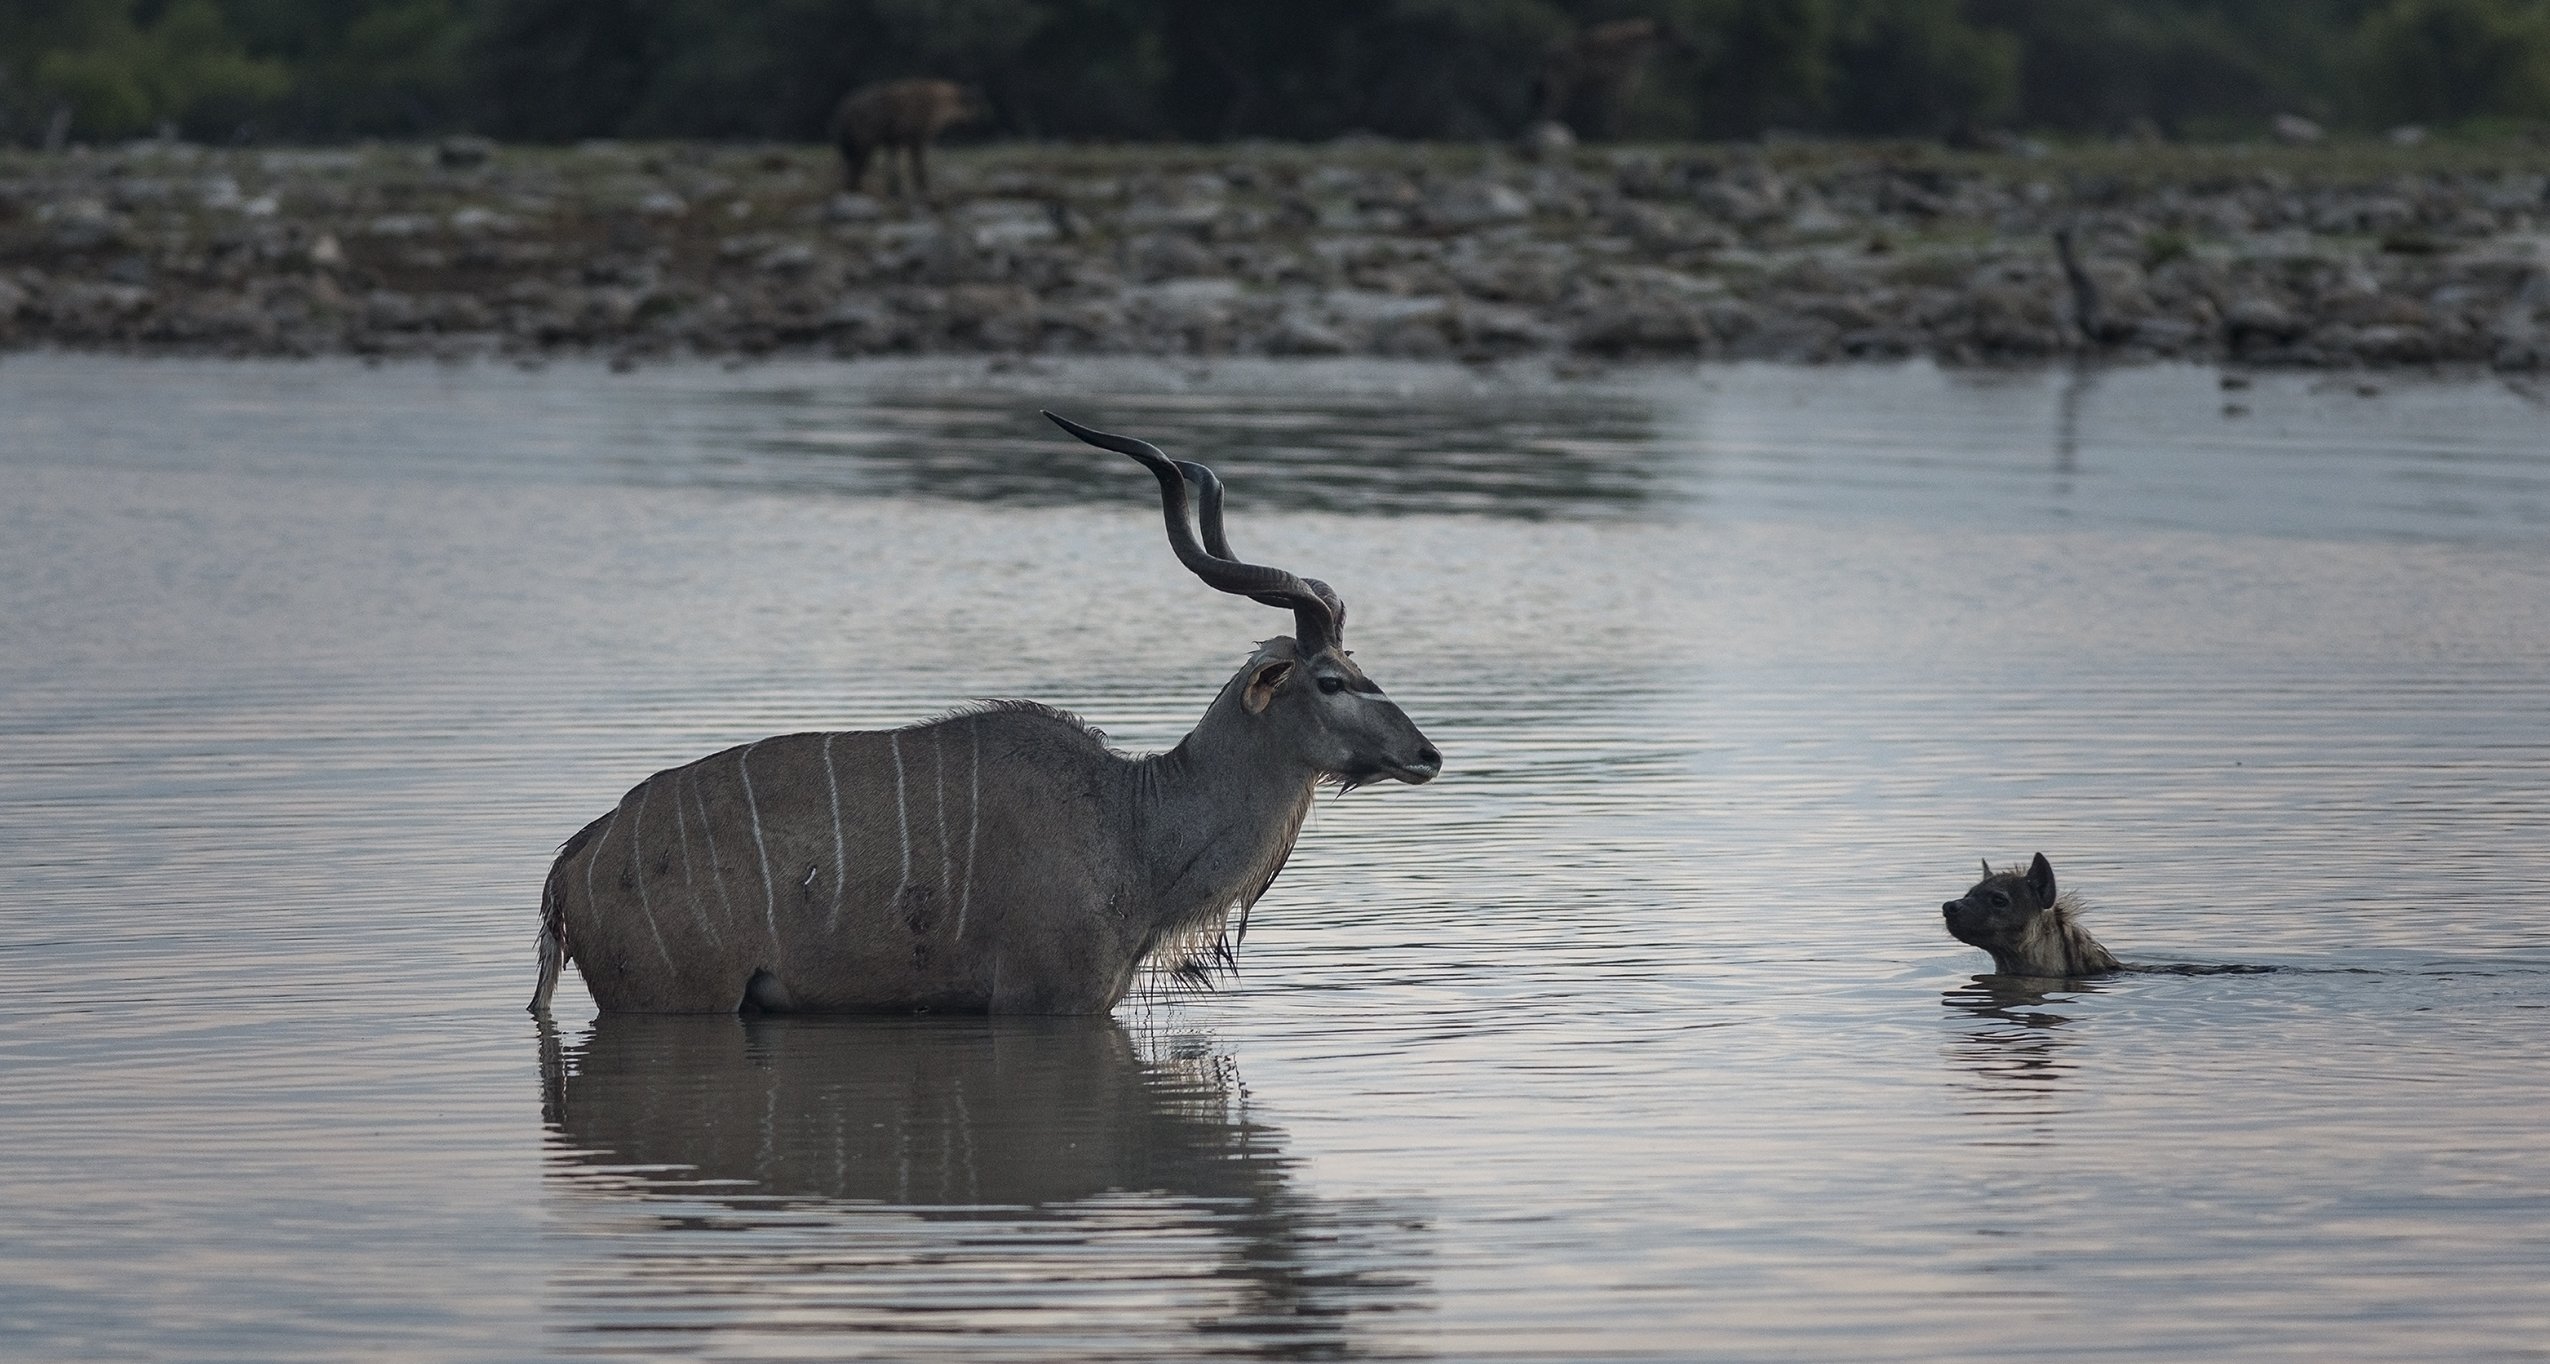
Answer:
[2026,852,2057,904]
[1980,858,1993,880]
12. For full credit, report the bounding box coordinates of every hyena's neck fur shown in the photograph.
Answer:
[1997,891,2121,977]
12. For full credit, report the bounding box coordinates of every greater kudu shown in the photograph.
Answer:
[530,412,1440,1016]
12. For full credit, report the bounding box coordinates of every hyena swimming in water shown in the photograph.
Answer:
[1942,853,2121,977]
[830,78,983,196]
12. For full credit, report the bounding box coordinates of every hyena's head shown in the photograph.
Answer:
[1942,852,2062,955]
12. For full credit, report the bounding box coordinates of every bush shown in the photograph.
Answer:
[11,0,2550,144]
[10,0,286,140]
[1827,0,2020,135]
[2352,0,2550,125]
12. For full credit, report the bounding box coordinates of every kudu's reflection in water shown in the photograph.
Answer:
[538,1015,1430,1358]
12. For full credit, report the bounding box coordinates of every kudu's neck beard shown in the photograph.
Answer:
[1128,677,1325,985]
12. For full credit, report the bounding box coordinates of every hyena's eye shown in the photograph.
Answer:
[1988,892,2010,907]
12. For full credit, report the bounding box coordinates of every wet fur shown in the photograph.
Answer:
[533,704,1226,1013]
[530,810,613,1013]
[936,698,1112,747]
[1141,789,1307,993]
[1942,854,2121,978]
[537,419,1439,1017]
[531,640,1428,1016]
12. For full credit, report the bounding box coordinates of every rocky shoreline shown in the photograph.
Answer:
[3,137,2547,369]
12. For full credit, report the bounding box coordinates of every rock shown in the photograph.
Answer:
[1267,312,1350,355]
[436,136,496,169]
[1788,202,1850,237]
[1123,193,1224,233]
[963,199,1058,249]
[825,193,883,222]
[3,138,2545,367]
[1519,121,1576,161]
[757,241,819,275]
[2492,333,2548,369]
[1126,231,1220,283]
[1448,301,1557,353]
[1572,299,1709,355]
[2131,316,2206,351]
[2224,296,2303,346]
[944,285,1038,347]
[2326,322,2438,364]
[448,206,512,235]
[64,281,156,319]
[1319,287,1447,325]
[1693,180,1783,228]
[1122,278,1245,342]
[1837,327,1920,357]
[365,290,422,330]
[1612,202,1731,252]
[39,199,126,251]
[1374,313,1453,358]
[2272,114,2325,145]
[1423,179,1531,230]
[821,295,895,346]
[258,149,361,175]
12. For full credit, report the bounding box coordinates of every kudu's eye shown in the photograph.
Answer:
[1317,676,1344,694]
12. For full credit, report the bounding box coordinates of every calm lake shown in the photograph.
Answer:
[3,354,2546,1361]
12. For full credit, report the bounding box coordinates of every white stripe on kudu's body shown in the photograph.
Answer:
[889,731,912,903]
[625,779,675,972]
[739,742,778,957]
[688,768,737,937]
[934,731,953,910]
[529,413,1440,1017]
[821,733,847,930]
[958,724,980,941]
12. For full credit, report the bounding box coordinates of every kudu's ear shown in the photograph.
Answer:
[2027,852,2057,904]
[1243,659,1293,715]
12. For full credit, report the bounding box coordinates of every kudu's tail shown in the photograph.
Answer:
[535,810,614,1014]
[529,819,600,1014]
[529,861,568,1014]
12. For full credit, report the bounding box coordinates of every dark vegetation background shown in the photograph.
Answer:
[5,0,2550,146]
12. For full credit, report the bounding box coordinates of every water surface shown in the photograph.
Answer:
[3,355,2547,1360]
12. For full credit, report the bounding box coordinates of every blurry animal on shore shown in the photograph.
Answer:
[830,78,983,196]
[1531,18,1688,140]
[1942,853,2120,978]
[529,412,1441,1018]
